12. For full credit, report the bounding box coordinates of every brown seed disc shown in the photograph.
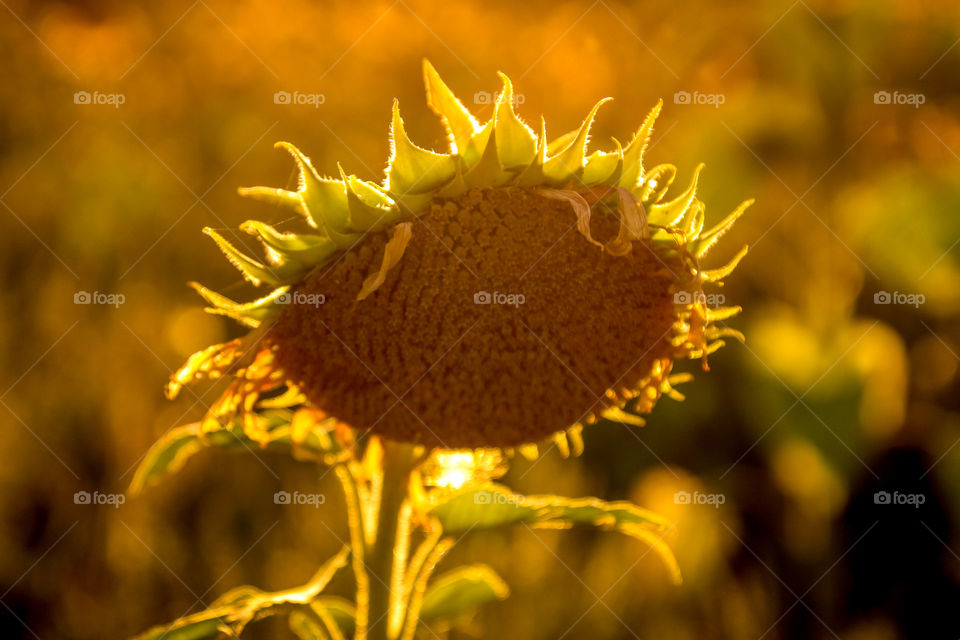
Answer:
[268,187,683,447]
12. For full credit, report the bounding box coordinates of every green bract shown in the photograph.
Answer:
[197,60,751,328]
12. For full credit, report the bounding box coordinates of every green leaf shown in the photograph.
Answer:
[310,597,356,637]
[420,565,509,624]
[386,100,457,196]
[429,484,540,531]
[430,484,669,534]
[427,484,679,582]
[129,411,341,494]
[131,548,350,640]
[289,613,329,640]
[289,598,355,640]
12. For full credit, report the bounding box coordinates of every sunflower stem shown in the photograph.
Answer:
[334,464,371,640]
[364,440,423,640]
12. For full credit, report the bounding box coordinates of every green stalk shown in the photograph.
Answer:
[366,442,422,640]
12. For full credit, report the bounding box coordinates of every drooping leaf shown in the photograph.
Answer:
[129,411,341,494]
[132,548,349,640]
[429,484,670,535]
[420,565,509,624]
[289,598,355,640]
[427,484,678,581]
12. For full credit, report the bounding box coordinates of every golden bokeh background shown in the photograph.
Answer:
[1,0,958,638]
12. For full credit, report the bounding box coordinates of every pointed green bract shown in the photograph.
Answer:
[543,97,612,184]
[387,100,458,196]
[493,72,537,170]
[648,162,704,227]
[237,186,304,214]
[423,59,479,156]
[582,139,624,185]
[241,220,338,264]
[210,61,745,326]
[619,101,662,190]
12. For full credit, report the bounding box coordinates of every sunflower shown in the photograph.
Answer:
[169,60,751,453]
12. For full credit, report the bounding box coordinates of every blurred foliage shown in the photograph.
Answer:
[1,0,959,639]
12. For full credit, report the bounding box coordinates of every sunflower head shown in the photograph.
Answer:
[170,60,752,450]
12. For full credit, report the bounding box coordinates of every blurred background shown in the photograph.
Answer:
[1,0,959,638]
